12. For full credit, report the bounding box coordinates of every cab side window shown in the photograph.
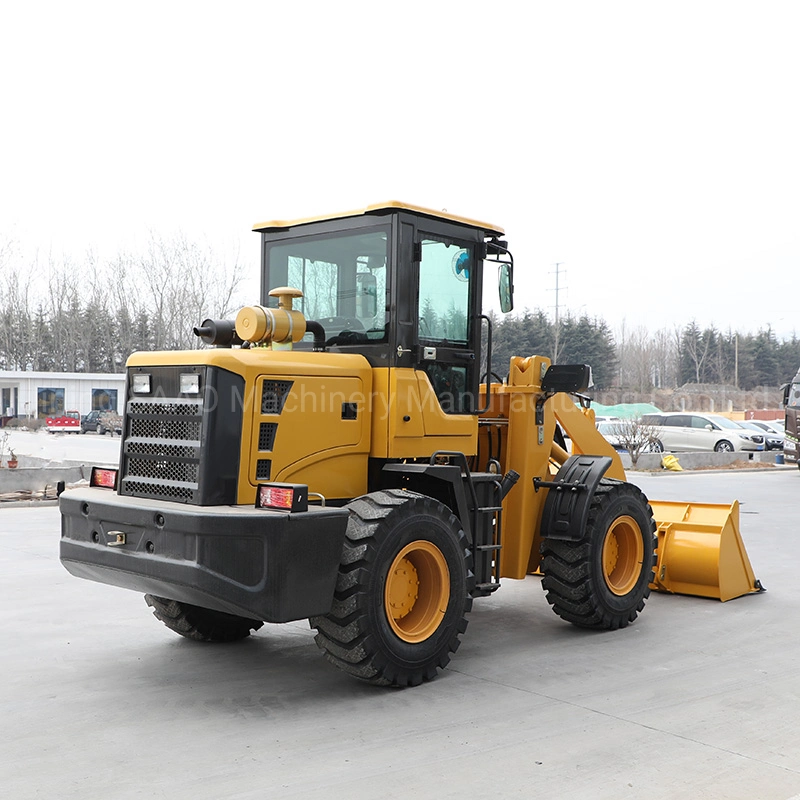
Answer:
[417,239,471,344]
[416,236,474,413]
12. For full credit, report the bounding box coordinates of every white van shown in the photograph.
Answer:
[641,413,764,453]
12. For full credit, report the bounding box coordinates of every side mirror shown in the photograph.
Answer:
[499,262,514,313]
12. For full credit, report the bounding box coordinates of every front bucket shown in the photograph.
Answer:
[649,500,764,601]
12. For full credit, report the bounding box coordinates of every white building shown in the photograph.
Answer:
[0,371,126,422]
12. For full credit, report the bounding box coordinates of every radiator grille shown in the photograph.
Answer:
[121,394,204,504]
[256,459,272,480]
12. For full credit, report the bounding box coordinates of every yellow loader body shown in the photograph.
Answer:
[649,500,762,601]
[479,355,761,601]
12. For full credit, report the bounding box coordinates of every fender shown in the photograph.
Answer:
[538,455,613,542]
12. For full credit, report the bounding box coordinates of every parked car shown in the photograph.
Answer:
[597,420,664,454]
[640,412,764,453]
[597,421,625,450]
[46,410,80,433]
[739,420,784,450]
[80,410,123,436]
[594,415,622,426]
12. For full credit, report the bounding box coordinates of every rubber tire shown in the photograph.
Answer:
[144,595,263,642]
[714,440,734,453]
[650,439,664,453]
[310,490,473,687]
[540,479,656,630]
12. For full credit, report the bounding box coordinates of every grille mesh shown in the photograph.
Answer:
[123,480,195,501]
[130,418,202,440]
[126,441,197,459]
[256,459,272,480]
[262,381,293,414]
[129,401,201,416]
[128,458,199,483]
[259,423,278,451]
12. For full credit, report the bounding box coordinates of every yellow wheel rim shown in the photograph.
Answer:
[384,540,450,643]
[602,515,644,596]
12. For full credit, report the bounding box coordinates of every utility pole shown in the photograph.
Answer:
[551,262,565,363]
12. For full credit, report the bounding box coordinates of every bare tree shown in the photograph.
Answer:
[0,249,34,371]
[681,320,713,383]
[133,232,244,351]
[608,417,664,467]
[616,322,656,392]
[651,327,680,389]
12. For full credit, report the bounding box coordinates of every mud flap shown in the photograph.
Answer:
[649,500,764,601]
[538,455,614,541]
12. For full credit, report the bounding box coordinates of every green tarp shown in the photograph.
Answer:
[590,402,661,419]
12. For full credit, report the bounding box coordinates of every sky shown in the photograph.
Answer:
[2,1,799,341]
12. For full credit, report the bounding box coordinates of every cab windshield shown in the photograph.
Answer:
[265,228,389,345]
[788,382,800,409]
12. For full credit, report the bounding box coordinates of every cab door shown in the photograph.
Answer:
[413,233,479,415]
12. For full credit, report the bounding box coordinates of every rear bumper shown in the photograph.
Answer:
[59,488,349,623]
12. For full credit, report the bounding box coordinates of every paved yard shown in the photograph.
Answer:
[1,470,799,799]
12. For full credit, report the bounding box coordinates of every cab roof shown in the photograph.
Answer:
[253,201,504,236]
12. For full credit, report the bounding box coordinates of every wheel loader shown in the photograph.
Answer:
[59,202,763,686]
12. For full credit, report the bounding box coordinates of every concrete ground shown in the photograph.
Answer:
[2,470,799,800]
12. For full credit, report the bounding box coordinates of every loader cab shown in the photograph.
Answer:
[254,202,513,416]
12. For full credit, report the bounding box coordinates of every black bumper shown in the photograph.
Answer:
[59,488,349,623]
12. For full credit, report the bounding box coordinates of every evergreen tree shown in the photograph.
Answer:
[558,314,617,390]
[778,336,800,384]
[750,327,781,387]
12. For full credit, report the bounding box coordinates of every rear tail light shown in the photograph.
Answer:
[90,467,118,489]
[255,483,308,512]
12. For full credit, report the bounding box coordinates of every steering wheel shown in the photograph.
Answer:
[325,329,369,347]
[317,316,364,332]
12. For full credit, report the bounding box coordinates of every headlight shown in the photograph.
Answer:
[132,373,151,394]
[180,373,201,395]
